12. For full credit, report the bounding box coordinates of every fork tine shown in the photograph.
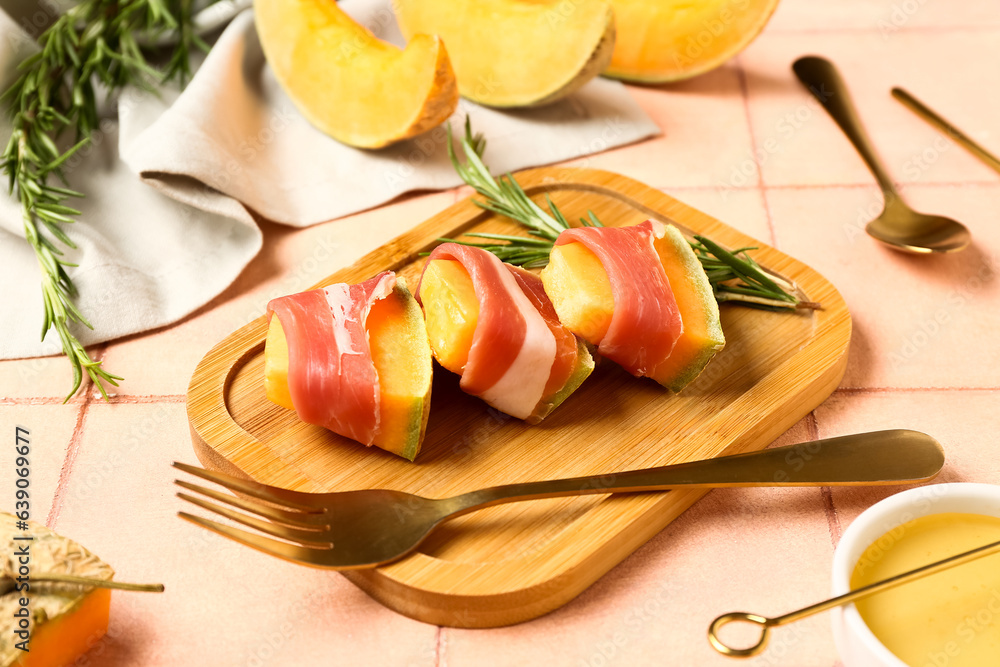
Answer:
[178,512,338,566]
[172,462,321,512]
[174,479,330,528]
[177,493,333,547]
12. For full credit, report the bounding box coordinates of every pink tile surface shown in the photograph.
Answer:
[6,6,1000,667]
[49,403,439,667]
[0,403,80,522]
[557,67,758,189]
[814,389,1000,532]
[741,31,1000,188]
[767,184,1000,389]
[767,0,1000,32]
[0,353,90,400]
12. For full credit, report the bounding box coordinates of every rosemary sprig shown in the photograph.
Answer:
[441,119,818,310]
[2,0,213,400]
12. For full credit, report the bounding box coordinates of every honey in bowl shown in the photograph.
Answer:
[851,512,1000,666]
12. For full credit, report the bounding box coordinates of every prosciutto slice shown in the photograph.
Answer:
[555,220,682,376]
[266,271,395,445]
[418,244,557,420]
[506,265,579,400]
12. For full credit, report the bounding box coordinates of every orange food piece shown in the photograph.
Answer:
[255,0,458,147]
[263,279,432,461]
[418,259,479,374]
[649,225,724,391]
[540,223,723,391]
[394,0,614,107]
[17,588,110,667]
[419,257,593,422]
[538,242,614,346]
[604,0,780,83]
[365,281,433,460]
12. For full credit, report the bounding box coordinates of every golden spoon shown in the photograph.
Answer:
[891,87,1000,175]
[792,56,971,254]
[708,537,1000,658]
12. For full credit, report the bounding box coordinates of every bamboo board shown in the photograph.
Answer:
[187,167,851,628]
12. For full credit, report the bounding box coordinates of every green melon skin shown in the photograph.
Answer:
[369,280,433,462]
[527,338,595,425]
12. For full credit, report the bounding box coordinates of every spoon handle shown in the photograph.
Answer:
[793,56,899,199]
[892,87,1000,174]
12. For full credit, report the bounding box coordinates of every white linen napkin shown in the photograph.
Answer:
[0,1,660,360]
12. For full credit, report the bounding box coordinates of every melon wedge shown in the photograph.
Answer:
[366,280,433,460]
[419,258,592,421]
[538,241,613,347]
[393,0,616,107]
[264,279,432,461]
[417,259,479,375]
[650,225,724,390]
[540,223,723,391]
[255,0,458,148]
[603,0,780,83]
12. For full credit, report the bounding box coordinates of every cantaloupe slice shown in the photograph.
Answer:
[603,0,780,83]
[365,280,433,461]
[255,0,458,148]
[1,514,114,667]
[540,223,724,391]
[538,242,613,346]
[264,280,432,461]
[394,0,616,107]
[417,259,479,375]
[649,225,724,390]
[419,258,593,421]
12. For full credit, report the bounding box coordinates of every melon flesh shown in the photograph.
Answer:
[419,258,592,420]
[418,259,479,375]
[540,223,723,391]
[649,225,724,390]
[263,280,432,461]
[394,0,616,107]
[255,0,458,148]
[603,0,780,83]
[366,280,433,461]
[16,589,111,667]
[540,242,613,346]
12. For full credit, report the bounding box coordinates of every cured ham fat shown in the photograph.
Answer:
[418,244,593,423]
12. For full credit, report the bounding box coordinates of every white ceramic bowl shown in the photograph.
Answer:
[831,483,1000,667]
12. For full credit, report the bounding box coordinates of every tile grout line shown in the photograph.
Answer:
[735,59,780,248]
[44,345,105,528]
[434,626,446,667]
[1,393,187,405]
[810,412,843,547]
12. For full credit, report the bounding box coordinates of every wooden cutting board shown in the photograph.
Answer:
[187,167,851,628]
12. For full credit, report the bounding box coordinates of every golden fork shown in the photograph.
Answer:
[173,430,943,570]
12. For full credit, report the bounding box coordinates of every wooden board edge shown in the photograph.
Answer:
[343,337,850,628]
[183,166,855,628]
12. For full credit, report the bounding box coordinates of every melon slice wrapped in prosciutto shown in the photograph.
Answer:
[540,220,724,391]
[417,244,593,423]
[263,271,433,461]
